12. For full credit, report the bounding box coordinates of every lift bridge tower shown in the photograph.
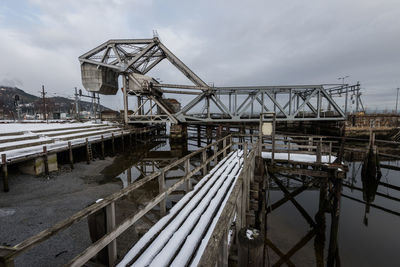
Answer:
[79,37,356,126]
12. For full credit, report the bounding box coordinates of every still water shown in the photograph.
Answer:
[267,157,400,266]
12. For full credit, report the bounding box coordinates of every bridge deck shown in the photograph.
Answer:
[118,151,244,267]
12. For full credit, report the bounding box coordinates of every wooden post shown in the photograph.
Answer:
[101,135,105,160]
[68,141,74,169]
[127,168,132,184]
[217,229,229,267]
[185,158,191,191]
[202,150,207,176]
[43,146,49,175]
[238,227,263,267]
[329,141,332,163]
[223,138,227,158]
[1,154,9,192]
[121,131,125,152]
[316,140,322,164]
[86,138,90,164]
[229,135,232,153]
[288,139,291,162]
[111,133,115,155]
[271,114,276,164]
[213,144,218,166]
[129,132,132,147]
[243,143,249,215]
[105,203,117,267]
[158,171,166,216]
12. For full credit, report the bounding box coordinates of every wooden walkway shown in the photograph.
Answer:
[118,150,244,266]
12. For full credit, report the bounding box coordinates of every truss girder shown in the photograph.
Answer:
[79,37,350,124]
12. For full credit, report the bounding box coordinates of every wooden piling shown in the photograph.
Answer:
[101,135,105,160]
[86,138,90,164]
[1,154,9,192]
[121,131,125,152]
[111,133,115,154]
[43,146,49,175]
[68,141,74,169]
[238,227,263,267]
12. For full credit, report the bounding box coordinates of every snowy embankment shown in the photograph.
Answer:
[262,151,336,163]
[118,150,244,267]
[0,121,122,163]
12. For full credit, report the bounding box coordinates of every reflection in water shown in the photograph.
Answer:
[361,147,382,226]
[266,150,400,266]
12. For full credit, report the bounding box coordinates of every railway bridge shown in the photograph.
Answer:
[78,37,363,125]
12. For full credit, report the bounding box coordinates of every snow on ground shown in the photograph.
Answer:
[0,121,122,163]
[0,121,111,134]
[262,151,336,163]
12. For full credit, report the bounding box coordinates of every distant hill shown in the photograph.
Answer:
[0,86,110,118]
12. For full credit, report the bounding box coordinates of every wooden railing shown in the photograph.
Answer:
[232,134,335,164]
[0,135,233,267]
[198,141,258,266]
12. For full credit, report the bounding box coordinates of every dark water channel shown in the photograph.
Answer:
[267,154,400,266]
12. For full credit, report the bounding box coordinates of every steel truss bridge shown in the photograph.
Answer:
[79,37,363,124]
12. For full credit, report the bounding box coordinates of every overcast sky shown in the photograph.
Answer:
[1,0,399,111]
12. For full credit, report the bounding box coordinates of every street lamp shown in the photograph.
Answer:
[338,75,350,114]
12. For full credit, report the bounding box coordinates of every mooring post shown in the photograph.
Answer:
[86,138,90,164]
[202,150,207,176]
[1,154,9,192]
[68,141,74,169]
[101,135,105,160]
[185,158,191,191]
[43,146,49,175]
[158,171,166,216]
[105,202,117,267]
[111,133,115,155]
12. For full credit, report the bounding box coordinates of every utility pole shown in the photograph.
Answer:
[74,87,80,120]
[338,76,349,114]
[396,88,399,113]
[40,85,48,123]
